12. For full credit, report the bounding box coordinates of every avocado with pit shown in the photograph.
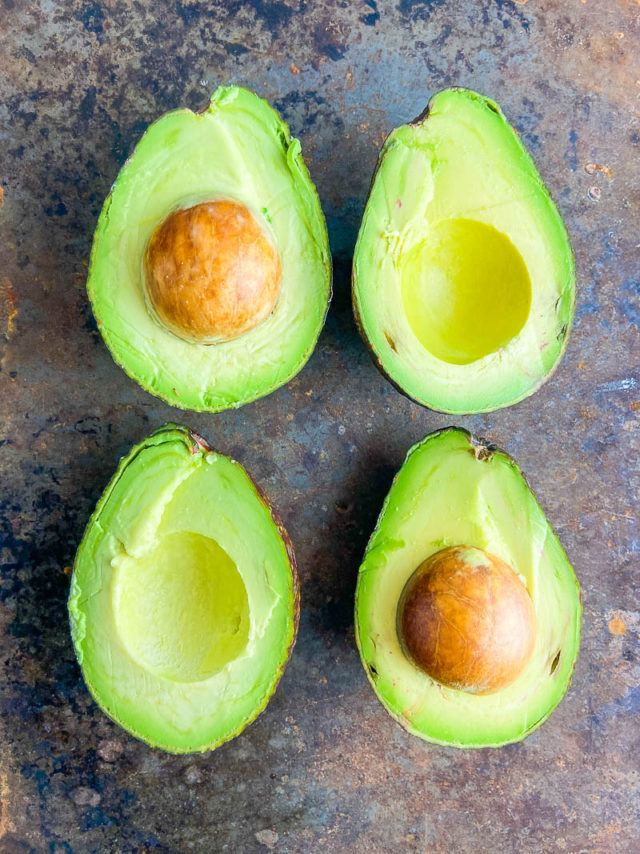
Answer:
[88,86,331,412]
[352,88,575,413]
[355,427,581,748]
[68,425,299,753]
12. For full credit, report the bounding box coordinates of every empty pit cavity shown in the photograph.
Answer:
[113,531,250,682]
[400,219,532,365]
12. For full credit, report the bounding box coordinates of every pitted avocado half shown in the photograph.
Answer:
[353,88,575,413]
[355,428,581,748]
[88,86,331,412]
[69,425,299,753]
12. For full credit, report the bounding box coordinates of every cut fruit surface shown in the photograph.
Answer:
[69,425,299,753]
[353,88,575,413]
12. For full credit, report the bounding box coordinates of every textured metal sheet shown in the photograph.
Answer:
[1,1,639,852]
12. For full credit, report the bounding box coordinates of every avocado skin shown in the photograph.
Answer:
[354,426,582,748]
[69,424,299,753]
[352,88,576,414]
[88,86,332,413]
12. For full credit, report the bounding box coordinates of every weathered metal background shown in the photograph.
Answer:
[1,1,639,851]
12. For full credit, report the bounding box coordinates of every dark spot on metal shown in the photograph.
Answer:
[397,0,445,21]
[434,23,452,46]
[17,45,37,64]
[303,450,318,472]
[111,119,149,165]
[74,417,101,436]
[44,193,68,218]
[18,113,37,130]
[74,0,105,37]
[361,0,380,26]
[565,129,579,172]
[550,650,561,674]
[80,806,117,831]
[495,0,530,32]
[273,90,327,133]
[226,0,295,33]
[314,29,346,61]
[79,86,97,123]
[175,0,204,26]
[455,49,474,73]
[335,501,353,515]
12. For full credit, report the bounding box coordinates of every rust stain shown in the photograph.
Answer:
[0,771,15,839]
[0,280,18,340]
[290,61,300,75]
[608,616,627,635]
[555,28,637,114]
[0,185,4,208]
[630,400,640,411]
[585,163,613,178]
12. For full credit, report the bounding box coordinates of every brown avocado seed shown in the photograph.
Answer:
[143,200,281,344]
[397,545,536,694]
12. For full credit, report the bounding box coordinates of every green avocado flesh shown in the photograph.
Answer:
[352,88,575,413]
[88,86,331,412]
[355,428,581,748]
[68,425,298,753]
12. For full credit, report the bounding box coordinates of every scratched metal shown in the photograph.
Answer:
[1,1,639,852]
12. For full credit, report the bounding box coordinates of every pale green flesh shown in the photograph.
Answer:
[113,532,250,682]
[69,426,296,752]
[355,428,581,747]
[353,88,575,413]
[88,86,331,412]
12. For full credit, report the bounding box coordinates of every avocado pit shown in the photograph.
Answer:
[397,544,536,694]
[144,200,281,344]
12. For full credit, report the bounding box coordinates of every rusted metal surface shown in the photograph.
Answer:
[1,1,639,851]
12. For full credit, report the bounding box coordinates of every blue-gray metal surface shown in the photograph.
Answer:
[1,1,639,852]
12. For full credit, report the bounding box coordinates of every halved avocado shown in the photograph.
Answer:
[352,88,575,414]
[68,425,299,753]
[88,86,331,412]
[355,427,581,748]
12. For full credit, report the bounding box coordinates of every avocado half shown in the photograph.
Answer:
[352,88,575,414]
[88,86,331,412]
[69,425,299,753]
[355,427,581,748]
